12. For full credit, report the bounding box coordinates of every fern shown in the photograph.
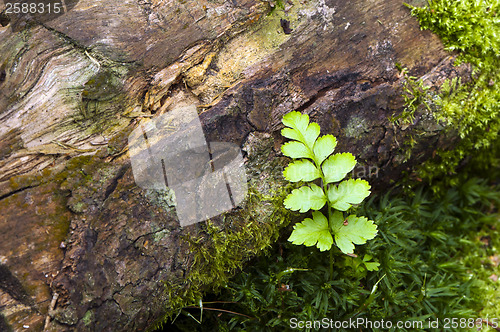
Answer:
[280,111,377,254]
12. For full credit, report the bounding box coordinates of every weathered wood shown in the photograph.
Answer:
[0,0,464,330]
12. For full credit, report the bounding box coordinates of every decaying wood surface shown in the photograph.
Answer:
[0,0,467,330]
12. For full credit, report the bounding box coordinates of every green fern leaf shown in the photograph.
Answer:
[283,160,321,182]
[330,211,378,254]
[327,179,371,211]
[284,184,326,212]
[281,111,320,149]
[281,141,314,159]
[322,153,356,184]
[288,211,333,251]
[313,135,337,165]
[280,111,376,255]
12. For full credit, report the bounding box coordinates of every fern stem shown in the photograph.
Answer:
[323,178,334,278]
[329,244,334,277]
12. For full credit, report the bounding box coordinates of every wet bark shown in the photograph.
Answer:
[0,0,466,330]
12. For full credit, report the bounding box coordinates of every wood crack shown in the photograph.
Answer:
[295,72,361,114]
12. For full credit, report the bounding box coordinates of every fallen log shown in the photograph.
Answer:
[0,0,466,330]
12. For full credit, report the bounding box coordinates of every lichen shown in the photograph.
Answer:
[144,189,176,212]
[152,229,170,243]
[345,115,369,138]
[189,0,315,102]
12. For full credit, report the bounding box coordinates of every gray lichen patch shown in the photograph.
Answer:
[144,189,177,212]
[152,229,170,243]
[242,132,288,196]
[56,155,127,215]
[345,115,370,138]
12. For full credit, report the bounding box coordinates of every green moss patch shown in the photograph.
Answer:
[405,0,500,188]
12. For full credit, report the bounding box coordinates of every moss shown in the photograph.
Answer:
[102,125,134,157]
[82,310,94,326]
[8,167,55,191]
[149,185,293,331]
[59,155,105,186]
[56,155,126,215]
[54,155,93,186]
[389,66,433,126]
[403,0,500,191]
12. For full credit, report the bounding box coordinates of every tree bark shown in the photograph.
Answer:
[0,0,465,330]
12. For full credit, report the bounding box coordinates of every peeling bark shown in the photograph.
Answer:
[0,0,466,330]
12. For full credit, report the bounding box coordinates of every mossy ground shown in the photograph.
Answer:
[402,0,500,191]
[164,176,500,332]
